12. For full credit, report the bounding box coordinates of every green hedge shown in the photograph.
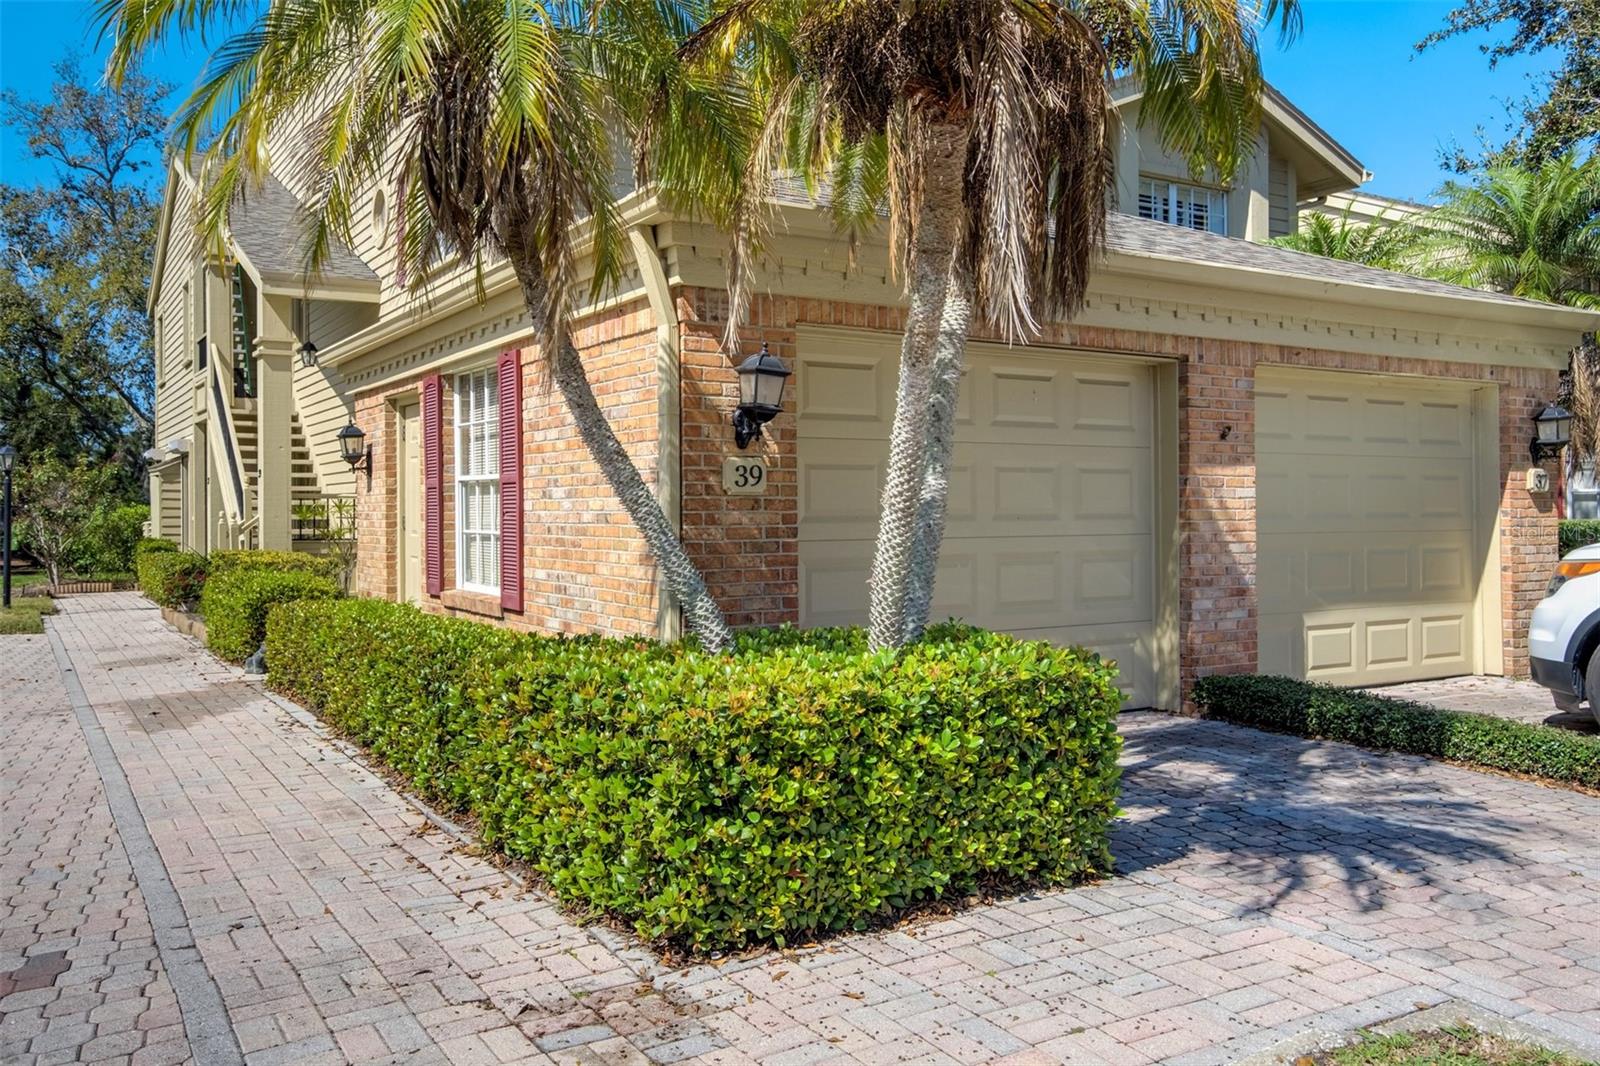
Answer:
[75,504,150,574]
[267,600,1123,949]
[134,537,177,564]
[1192,674,1600,790]
[136,551,208,609]
[1559,519,1600,556]
[201,568,340,663]
[208,549,342,582]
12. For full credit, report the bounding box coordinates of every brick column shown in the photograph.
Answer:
[1178,344,1258,703]
[1498,371,1562,678]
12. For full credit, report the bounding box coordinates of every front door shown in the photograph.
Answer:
[397,402,423,603]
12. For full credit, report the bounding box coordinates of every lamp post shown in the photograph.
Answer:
[0,445,15,610]
[731,343,792,449]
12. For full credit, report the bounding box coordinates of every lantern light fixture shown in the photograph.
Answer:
[732,342,792,449]
[297,339,319,369]
[1530,401,1573,462]
[337,420,372,488]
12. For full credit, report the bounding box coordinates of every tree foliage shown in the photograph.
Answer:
[14,455,118,585]
[1420,0,1600,167]
[0,59,167,498]
[1269,209,1423,270]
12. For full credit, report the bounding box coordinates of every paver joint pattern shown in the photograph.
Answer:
[2,592,1598,1066]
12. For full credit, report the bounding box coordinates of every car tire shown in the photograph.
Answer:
[1586,647,1600,728]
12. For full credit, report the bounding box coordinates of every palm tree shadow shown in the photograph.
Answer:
[1112,714,1527,918]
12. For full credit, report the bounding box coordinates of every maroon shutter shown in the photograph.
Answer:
[497,349,523,612]
[422,373,443,597]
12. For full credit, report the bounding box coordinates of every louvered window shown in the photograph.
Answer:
[455,369,501,592]
[1137,178,1228,235]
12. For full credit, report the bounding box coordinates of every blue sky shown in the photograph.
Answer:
[0,0,1562,202]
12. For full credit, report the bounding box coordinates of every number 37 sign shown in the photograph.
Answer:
[722,456,768,496]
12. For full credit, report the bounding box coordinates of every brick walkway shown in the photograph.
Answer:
[1369,675,1598,733]
[4,593,1600,1065]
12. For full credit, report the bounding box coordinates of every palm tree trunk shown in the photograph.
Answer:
[901,256,974,643]
[511,271,734,653]
[867,118,969,650]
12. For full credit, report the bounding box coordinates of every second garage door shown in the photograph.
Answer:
[796,331,1160,706]
[1257,369,1486,686]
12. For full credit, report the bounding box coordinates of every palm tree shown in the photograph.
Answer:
[1270,208,1422,270]
[1411,155,1600,462]
[683,0,1300,648]
[1416,152,1600,307]
[96,0,739,650]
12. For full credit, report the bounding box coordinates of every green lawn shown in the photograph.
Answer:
[1322,1026,1593,1066]
[0,596,58,635]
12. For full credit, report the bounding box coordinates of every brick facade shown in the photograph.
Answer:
[353,298,662,637]
[353,286,1561,705]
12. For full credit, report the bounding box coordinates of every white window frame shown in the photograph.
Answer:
[454,368,501,594]
[1137,177,1229,236]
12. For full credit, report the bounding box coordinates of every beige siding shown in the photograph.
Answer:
[1268,154,1296,238]
[294,299,375,495]
[158,469,184,540]
[151,173,199,455]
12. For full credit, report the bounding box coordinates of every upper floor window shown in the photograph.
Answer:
[455,368,501,593]
[1138,178,1228,236]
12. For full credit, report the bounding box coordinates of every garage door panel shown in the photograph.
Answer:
[802,440,1152,542]
[1263,605,1475,685]
[1258,371,1481,685]
[799,341,1158,707]
[1260,454,1473,534]
[1258,381,1474,458]
[1259,530,1477,613]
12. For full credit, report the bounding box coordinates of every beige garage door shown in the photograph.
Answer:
[797,331,1159,706]
[1257,370,1484,686]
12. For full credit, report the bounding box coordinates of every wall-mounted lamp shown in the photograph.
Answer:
[337,419,372,489]
[1530,401,1573,463]
[732,342,792,449]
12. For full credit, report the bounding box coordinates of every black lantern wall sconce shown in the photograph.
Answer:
[732,342,792,449]
[1530,401,1573,463]
[337,420,372,489]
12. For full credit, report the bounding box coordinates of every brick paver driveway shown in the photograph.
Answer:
[4,594,1600,1066]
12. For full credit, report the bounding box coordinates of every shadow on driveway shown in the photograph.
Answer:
[1112,714,1525,919]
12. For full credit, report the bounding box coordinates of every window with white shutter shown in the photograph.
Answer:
[1136,178,1228,236]
[454,369,501,592]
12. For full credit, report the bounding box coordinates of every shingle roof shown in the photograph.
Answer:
[1103,212,1549,310]
[228,176,378,286]
[768,175,1571,314]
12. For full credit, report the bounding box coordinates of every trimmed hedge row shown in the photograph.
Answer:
[266,599,1124,949]
[208,549,342,582]
[1192,674,1600,790]
[137,550,208,609]
[200,568,341,662]
[1559,519,1600,557]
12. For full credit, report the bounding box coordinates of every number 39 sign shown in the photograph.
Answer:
[722,456,768,496]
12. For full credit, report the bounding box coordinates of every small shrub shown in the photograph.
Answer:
[207,549,342,582]
[137,551,208,610]
[202,568,340,663]
[1192,674,1600,790]
[1559,519,1600,556]
[134,537,177,564]
[267,600,1124,950]
[74,504,150,574]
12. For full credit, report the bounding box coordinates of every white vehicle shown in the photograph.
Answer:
[1528,541,1600,724]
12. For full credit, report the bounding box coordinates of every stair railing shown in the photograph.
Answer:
[206,341,251,539]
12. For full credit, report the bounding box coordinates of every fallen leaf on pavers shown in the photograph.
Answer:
[842,991,865,1001]
[1415,1001,1434,1010]
[1294,1057,1315,1066]
[771,971,788,981]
